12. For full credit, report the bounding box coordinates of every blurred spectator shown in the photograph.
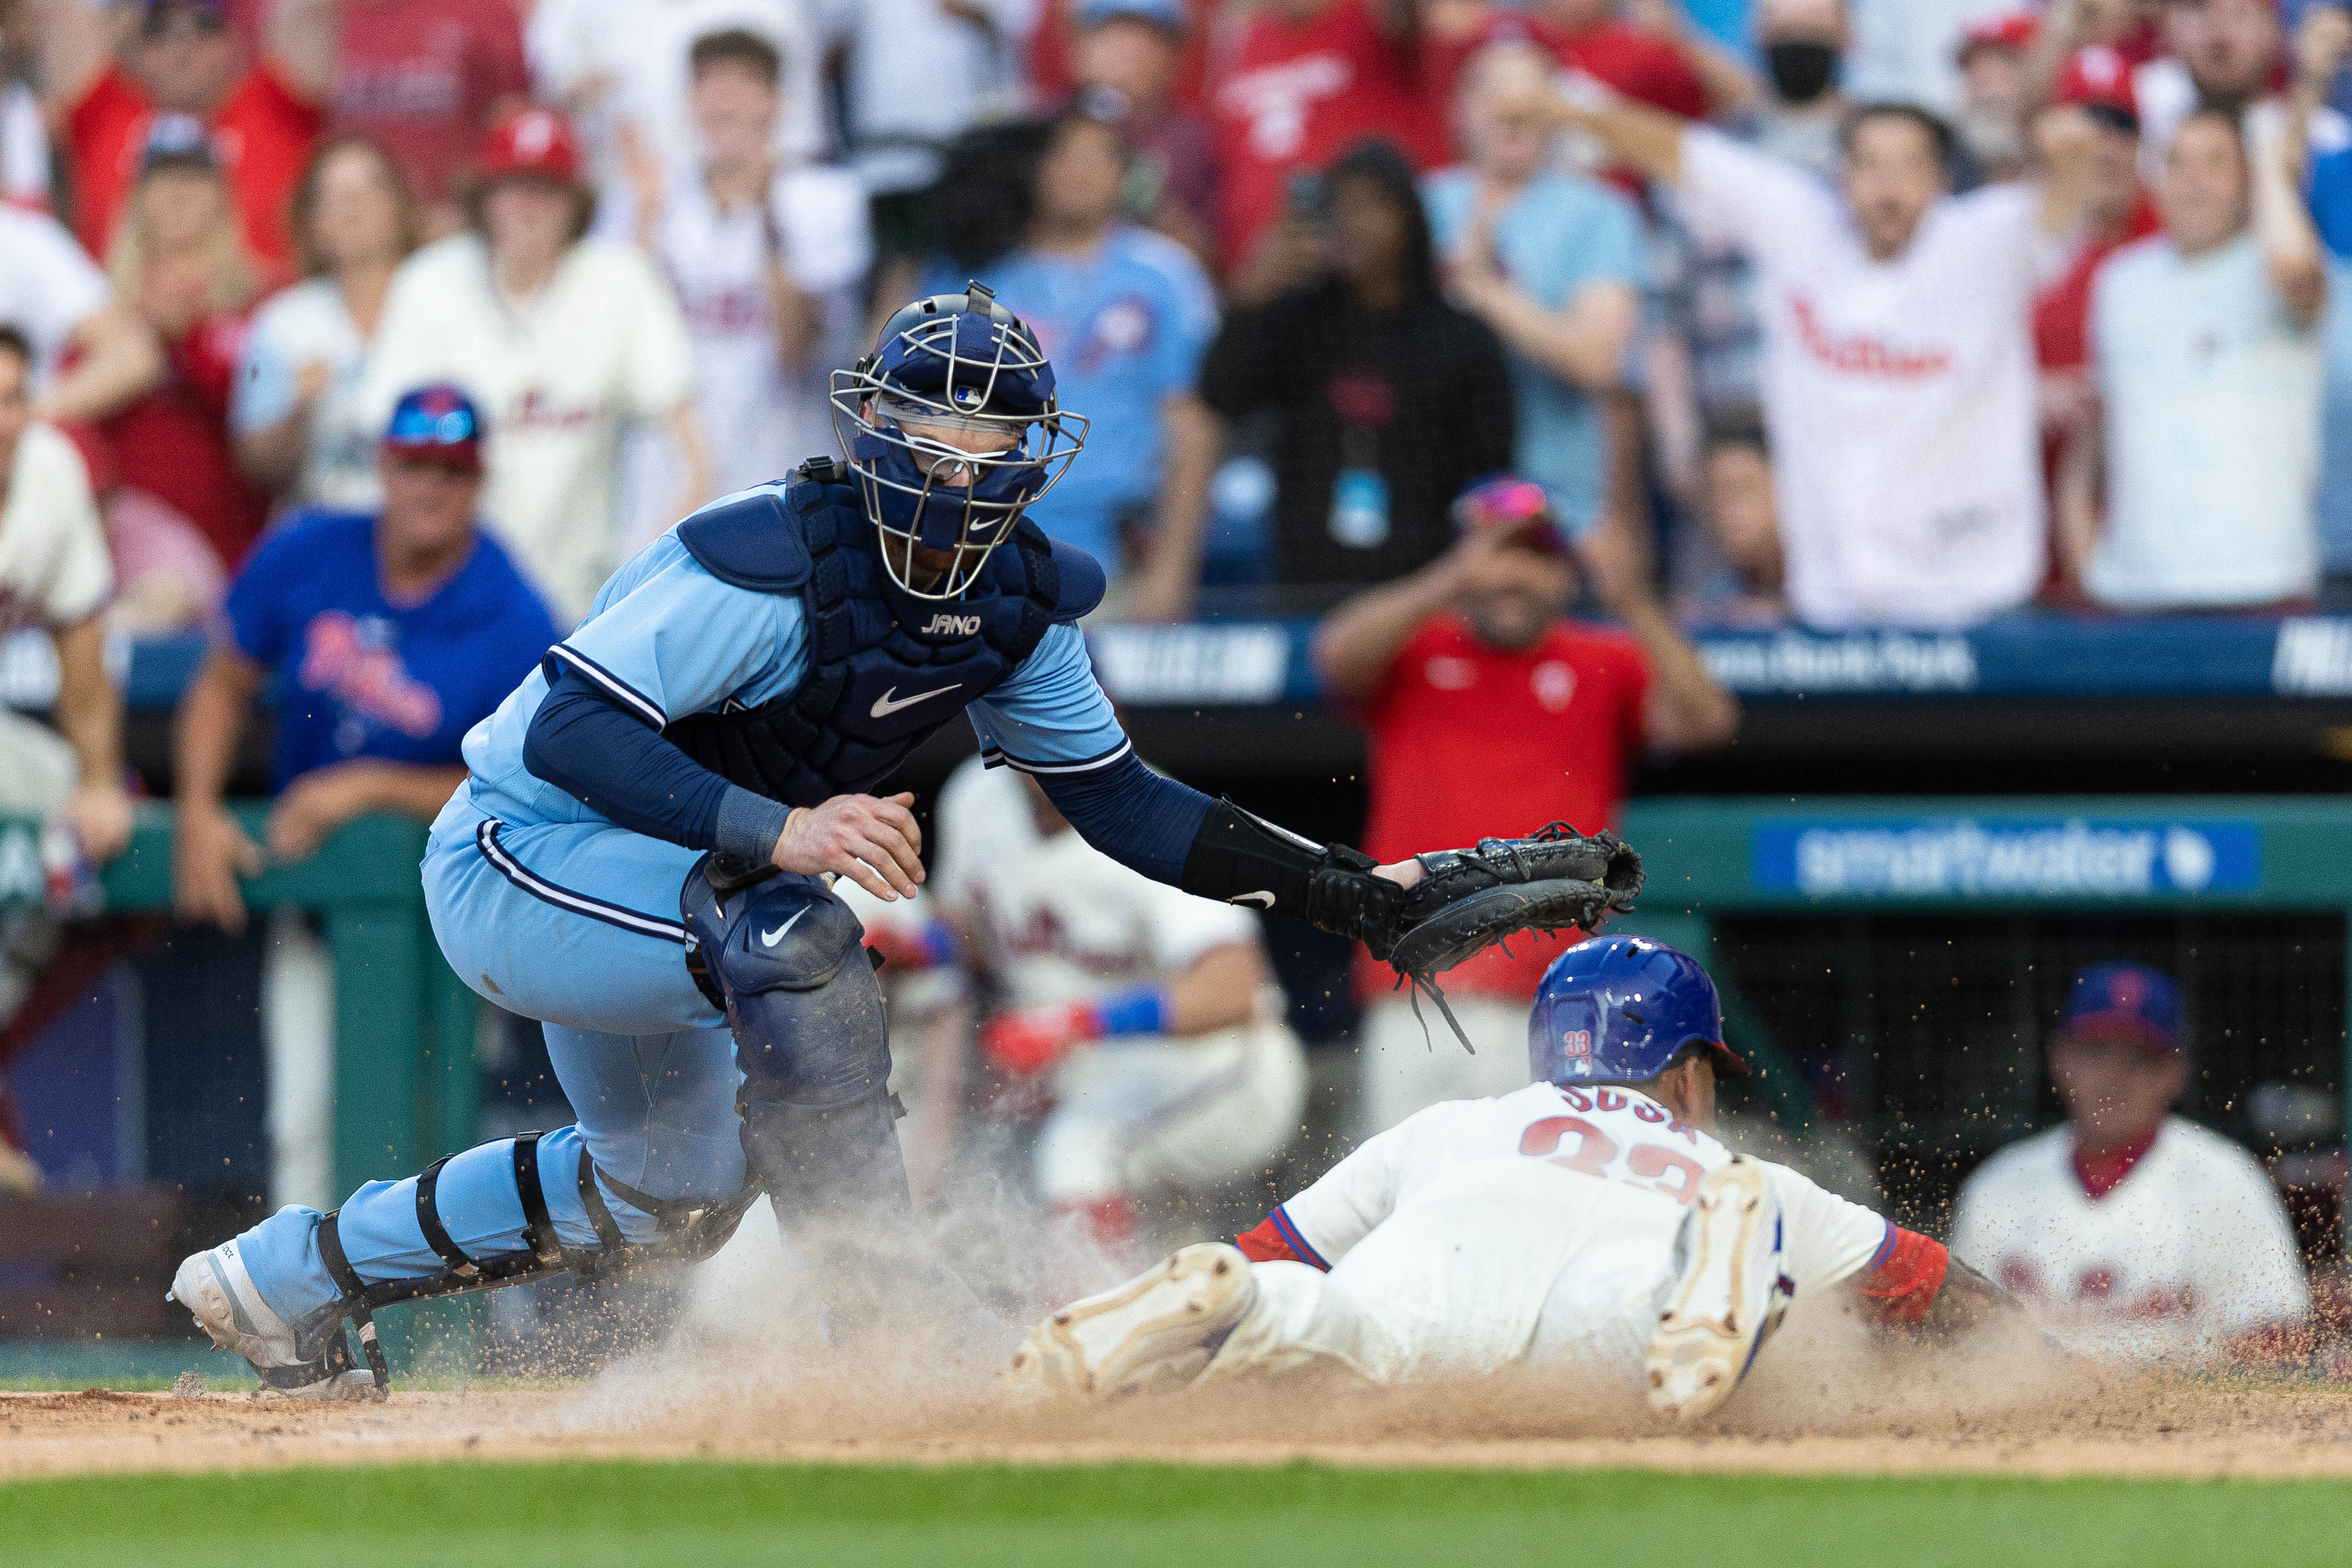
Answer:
[1953,964,2312,1369]
[1311,475,1735,1133]
[1845,0,2015,116]
[1641,0,1847,494]
[1677,405,1789,623]
[2292,3,2352,578]
[1428,0,1732,127]
[0,323,132,1195]
[1,0,56,208]
[827,0,1039,265]
[0,325,133,866]
[1208,0,1438,273]
[2132,0,2346,179]
[37,0,330,272]
[617,29,868,539]
[2021,0,2161,119]
[172,384,557,932]
[1953,12,2038,186]
[358,106,707,623]
[2062,108,2325,608]
[0,198,163,421]
[99,114,271,609]
[526,0,827,216]
[1066,0,1217,266]
[1550,90,2097,628]
[1201,139,1513,599]
[1028,0,1209,109]
[1427,43,1644,539]
[1744,0,1851,177]
[929,107,1216,611]
[2035,96,2155,539]
[233,135,420,512]
[329,0,528,236]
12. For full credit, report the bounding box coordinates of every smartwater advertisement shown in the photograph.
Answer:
[1752,817,2262,899]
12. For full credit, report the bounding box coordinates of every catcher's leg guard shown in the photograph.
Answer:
[277,1132,756,1395]
[680,858,913,1279]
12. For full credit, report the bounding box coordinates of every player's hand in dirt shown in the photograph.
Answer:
[980,1001,1099,1076]
[174,801,265,934]
[772,790,924,899]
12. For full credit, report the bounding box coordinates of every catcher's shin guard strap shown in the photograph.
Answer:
[314,1209,391,1393]
[1179,798,1398,948]
[414,1155,479,1280]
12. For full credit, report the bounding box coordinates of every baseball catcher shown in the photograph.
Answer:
[168,282,1641,1397]
[1012,934,2045,1422]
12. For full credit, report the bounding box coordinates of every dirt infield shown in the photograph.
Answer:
[11,1366,2352,1483]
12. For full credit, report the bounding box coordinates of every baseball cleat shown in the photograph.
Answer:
[1644,1155,1793,1423]
[170,1241,376,1401]
[1009,1242,1257,1398]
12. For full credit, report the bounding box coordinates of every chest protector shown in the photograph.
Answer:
[662,462,1104,808]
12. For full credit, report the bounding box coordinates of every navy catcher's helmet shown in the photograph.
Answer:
[830,281,1088,600]
[1528,935,1751,1086]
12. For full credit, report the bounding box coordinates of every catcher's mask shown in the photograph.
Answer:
[830,281,1089,601]
[1528,934,1750,1086]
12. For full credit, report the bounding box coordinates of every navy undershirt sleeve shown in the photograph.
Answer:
[1035,751,1213,886]
[523,666,790,856]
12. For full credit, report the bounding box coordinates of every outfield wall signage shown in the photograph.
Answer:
[1753,817,2262,898]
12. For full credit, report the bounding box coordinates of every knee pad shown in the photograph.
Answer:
[680,861,890,1110]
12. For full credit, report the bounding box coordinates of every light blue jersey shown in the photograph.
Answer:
[1422,168,1647,536]
[459,504,1130,837]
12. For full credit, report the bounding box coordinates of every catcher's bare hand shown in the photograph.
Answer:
[771,791,924,899]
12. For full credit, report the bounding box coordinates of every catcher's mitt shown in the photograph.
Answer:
[1316,822,1644,1052]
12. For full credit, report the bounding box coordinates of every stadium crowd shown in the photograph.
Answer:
[3,0,2350,1370]
[7,0,2352,647]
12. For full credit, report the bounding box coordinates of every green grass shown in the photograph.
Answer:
[6,1460,2351,1567]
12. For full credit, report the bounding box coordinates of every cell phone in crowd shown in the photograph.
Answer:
[1287,170,1325,221]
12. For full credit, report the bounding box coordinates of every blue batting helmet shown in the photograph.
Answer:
[830,281,1089,601]
[1528,935,1751,1085]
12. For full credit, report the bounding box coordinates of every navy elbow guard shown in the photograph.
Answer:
[1178,799,1405,955]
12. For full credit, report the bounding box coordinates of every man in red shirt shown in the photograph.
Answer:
[331,0,529,235]
[1207,0,1443,271]
[1312,475,1737,1135]
[39,0,329,272]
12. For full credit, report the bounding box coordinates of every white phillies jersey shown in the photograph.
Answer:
[358,233,697,624]
[1273,1081,1893,1296]
[643,163,871,497]
[932,757,1258,1010]
[1258,1081,1895,1379]
[1952,1116,2310,1367]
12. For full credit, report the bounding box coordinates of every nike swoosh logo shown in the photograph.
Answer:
[761,907,810,948]
[1231,890,1276,908]
[870,684,960,719]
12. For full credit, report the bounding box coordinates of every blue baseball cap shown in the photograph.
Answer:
[384,384,485,474]
[1075,0,1188,31]
[2056,963,2181,1056]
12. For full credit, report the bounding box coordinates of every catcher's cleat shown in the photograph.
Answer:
[1009,1243,1257,1398]
[169,1241,378,1401]
[1644,1156,1793,1423]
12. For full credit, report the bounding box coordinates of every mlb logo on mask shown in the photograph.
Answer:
[1561,1029,1592,1059]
